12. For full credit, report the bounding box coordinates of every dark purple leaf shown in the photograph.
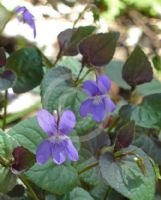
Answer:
[79,32,119,66]
[116,121,135,148]
[0,47,6,67]
[122,46,153,87]
[12,146,35,173]
[58,26,96,56]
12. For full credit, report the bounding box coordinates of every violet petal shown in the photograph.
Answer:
[65,138,79,162]
[83,80,100,96]
[59,110,76,135]
[79,99,92,117]
[15,6,26,13]
[51,142,66,165]
[91,99,106,122]
[103,97,115,112]
[36,140,51,165]
[97,75,111,93]
[37,109,56,136]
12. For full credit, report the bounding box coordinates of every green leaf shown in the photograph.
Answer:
[76,149,100,186]
[122,46,153,87]
[6,48,43,93]
[152,55,161,71]
[131,93,161,129]
[79,32,119,66]
[0,4,12,32]
[105,60,130,89]
[58,26,96,56]
[90,182,108,200]
[26,162,78,195]
[69,187,94,200]
[63,187,94,200]
[0,130,17,193]
[134,133,161,165]
[7,117,45,153]
[58,57,94,81]
[135,78,161,96]
[99,146,155,200]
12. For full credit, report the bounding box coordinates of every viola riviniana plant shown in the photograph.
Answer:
[15,6,36,38]
[36,109,79,165]
[80,75,115,122]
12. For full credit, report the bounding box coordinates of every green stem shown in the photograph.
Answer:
[75,59,86,85]
[78,161,99,175]
[53,48,62,66]
[2,90,8,131]
[19,175,39,200]
[79,69,92,83]
[42,190,46,200]
[104,187,112,200]
[73,5,90,27]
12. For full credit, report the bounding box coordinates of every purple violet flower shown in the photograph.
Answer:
[80,75,115,122]
[15,6,36,38]
[36,109,79,165]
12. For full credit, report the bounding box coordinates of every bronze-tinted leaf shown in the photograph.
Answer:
[116,121,135,148]
[79,32,119,66]
[12,146,35,173]
[122,46,153,87]
[58,26,96,56]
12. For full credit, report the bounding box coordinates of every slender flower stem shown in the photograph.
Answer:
[78,69,92,83]
[53,48,62,66]
[78,161,99,175]
[42,190,46,200]
[73,5,90,27]
[19,175,39,200]
[75,59,85,84]
[2,90,8,131]
[104,187,112,200]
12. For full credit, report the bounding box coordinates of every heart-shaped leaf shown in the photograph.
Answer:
[131,93,161,129]
[99,146,155,200]
[26,162,78,195]
[122,46,153,87]
[58,26,96,56]
[6,48,43,93]
[12,146,35,173]
[79,32,119,66]
[116,121,135,148]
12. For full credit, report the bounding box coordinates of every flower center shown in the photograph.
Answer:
[48,134,67,143]
[93,95,102,105]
